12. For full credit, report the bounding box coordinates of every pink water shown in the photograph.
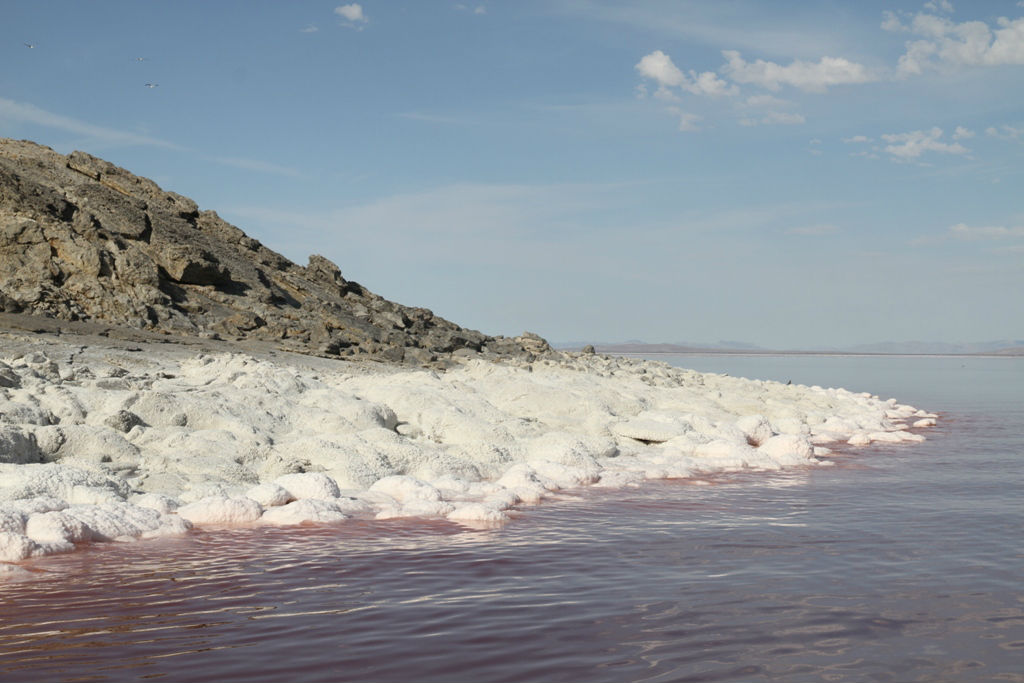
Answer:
[1,356,1022,682]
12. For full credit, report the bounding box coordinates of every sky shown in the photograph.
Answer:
[2,1,1022,349]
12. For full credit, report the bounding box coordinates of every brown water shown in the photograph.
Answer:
[1,356,1022,682]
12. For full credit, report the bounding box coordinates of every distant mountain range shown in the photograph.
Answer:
[554,339,1024,356]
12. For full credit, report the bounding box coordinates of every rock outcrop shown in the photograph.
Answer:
[0,138,552,364]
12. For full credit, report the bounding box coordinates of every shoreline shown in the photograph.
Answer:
[585,349,1024,359]
[1,327,936,575]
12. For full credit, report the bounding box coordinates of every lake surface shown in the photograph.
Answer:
[1,355,1021,682]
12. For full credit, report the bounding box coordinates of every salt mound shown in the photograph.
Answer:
[447,503,511,524]
[130,493,179,514]
[176,497,263,526]
[758,434,815,465]
[736,415,774,446]
[611,418,689,443]
[25,510,93,545]
[369,475,443,503]
[63,503,192,541]
[0,510,26,534]
[0,532,36,562]
[245,483,291,507]
[0,464,129,502]
[0,343,936,573]
[261,499,349,525]
[274,473,341,501]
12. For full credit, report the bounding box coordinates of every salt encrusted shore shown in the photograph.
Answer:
[0,330,937,574]
[0,139,939,576]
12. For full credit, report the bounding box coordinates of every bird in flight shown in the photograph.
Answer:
[24,43,35,48]
[135,57,146,62]
[144,83,158,88]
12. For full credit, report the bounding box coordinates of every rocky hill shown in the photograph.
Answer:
[0,138,550,364]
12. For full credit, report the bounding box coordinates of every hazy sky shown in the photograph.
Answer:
[2,1,1022,348]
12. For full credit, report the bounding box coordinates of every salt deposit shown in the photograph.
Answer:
[0,339,936,571]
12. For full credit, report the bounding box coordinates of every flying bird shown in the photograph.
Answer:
[24,43,35,48]
[144,83,158,88]
[135,57,146,62]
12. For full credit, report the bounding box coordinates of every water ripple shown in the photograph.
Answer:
[2,357,1023,682]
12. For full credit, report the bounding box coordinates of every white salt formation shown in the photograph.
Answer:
[0,342,935,568]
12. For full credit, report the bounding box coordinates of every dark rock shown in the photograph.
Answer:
[104,409,145,433]
[156,244,231,286]
[306,254,347,288]
[0,426,41,464]
[0,364,20,388]
[214,311,265,335]
[64,183,150,239]
[402,347,436,365]
[515,332,554,356]
[378,346,405,363]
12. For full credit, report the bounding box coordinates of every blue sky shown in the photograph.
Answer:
[2,1,1022,348]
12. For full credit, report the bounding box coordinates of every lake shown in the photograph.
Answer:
[1,355,1021,682]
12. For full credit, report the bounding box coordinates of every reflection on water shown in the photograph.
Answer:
[1,356,1022,682]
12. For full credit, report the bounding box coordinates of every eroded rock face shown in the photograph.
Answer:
[0,138,552,364]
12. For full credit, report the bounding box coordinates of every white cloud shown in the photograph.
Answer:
[454,4,486,15]
[744,94,793,108]
[635,50,685,87]
[721,50,877,92]
[952,125,974,139]
[738,111,805,126]
[653,86,681,102]
[658,105,700,131]
[672,109,701,132]
[761,111,806,125]
[786,224,840,236]
[882,11,908,32]
[949,223,1024,239]
[985,125,1023,140]
[881,127,969,159]
[300,25,319,33]
[0,96,299,177]
[893,11,1024,74]
[809,138,822,145]
[630,51,737,100]
[843,135,872,143]
[635,51,737,98]
[686,70,737,97]
[335,4,368,24]
[0,96,178,149]
[741,90,802,124]
[923,0,954,14]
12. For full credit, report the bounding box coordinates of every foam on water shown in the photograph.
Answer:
[0,347,934,570]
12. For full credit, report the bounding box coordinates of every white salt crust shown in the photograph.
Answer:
[0,348,936,570]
